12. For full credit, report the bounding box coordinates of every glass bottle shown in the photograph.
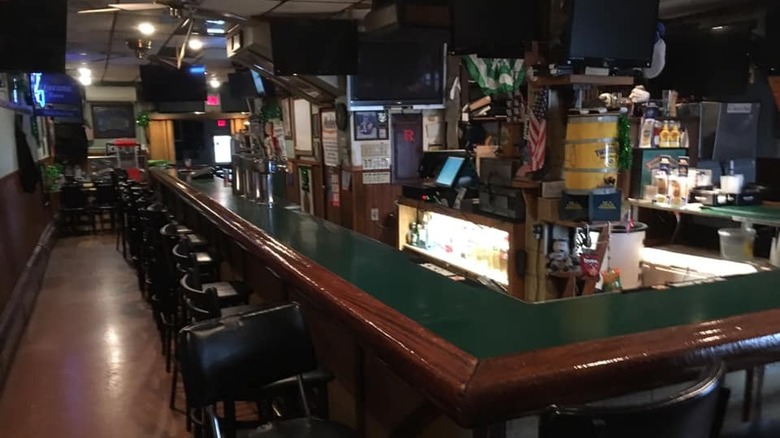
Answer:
[659,121,672,148]
[670,122,681,148]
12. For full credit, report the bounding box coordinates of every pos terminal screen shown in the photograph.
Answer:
[435,157,465,187]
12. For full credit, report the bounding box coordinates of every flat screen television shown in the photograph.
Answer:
[0,0,66,72]
[251,71,268,95]
[566,0,659,68]
[228,72,258,99]
[450,0,538,58]
[649,30,750,99]
[270,18,358,76]
[140,64,208,102]
[348,41,446,109]
[220,86,250,113]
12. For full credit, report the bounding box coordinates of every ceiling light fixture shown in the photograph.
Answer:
[138,22,156,36]
[711,25,725,31]
[77,67,92,86]
[188,39,204,51]
[209,77,221,89]
[206,28,225,35]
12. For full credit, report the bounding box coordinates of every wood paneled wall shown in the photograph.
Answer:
[345,171,402,246]
[147,120,175,162]
[0,172,53,314]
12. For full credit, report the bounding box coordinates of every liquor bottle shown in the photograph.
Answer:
[670,122,681,148]
[659,121,672,148]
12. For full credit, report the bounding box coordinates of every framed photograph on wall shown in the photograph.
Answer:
[354,110,389,141]
[281,98,293,139]
[91,103,136,139]
[311,113,321,139]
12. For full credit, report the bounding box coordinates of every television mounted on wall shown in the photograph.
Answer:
[347,40,446,110]
[565,0,660,69]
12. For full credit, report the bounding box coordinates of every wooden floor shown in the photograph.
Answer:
[0,235,188,437]
[3,234,780,437]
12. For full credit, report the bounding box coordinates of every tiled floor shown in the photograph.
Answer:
[0,236,188,438]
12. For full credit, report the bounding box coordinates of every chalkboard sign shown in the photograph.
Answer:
[91,104,135,139]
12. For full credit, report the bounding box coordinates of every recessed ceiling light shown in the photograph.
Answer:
[138,22,156,36]
[78,67,92,77]
[188,39,204,51]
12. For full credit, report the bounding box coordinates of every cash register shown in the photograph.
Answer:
[403,156,478,206]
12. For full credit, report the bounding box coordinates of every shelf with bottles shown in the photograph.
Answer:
[397,198,526,298]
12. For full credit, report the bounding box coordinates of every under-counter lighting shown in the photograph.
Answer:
[188,38,204,51]
[138,22,156,36]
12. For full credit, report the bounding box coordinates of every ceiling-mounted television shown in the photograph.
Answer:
[348,41,446,109]
[139,64,207,103]
[228,72,258,99]
[450,0,538,58]
[251,71,270,96]
[0,0,66,72]
[565,0,659,69]
[270,18,359,76]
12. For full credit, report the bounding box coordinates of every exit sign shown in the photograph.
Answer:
[206,94,220,106]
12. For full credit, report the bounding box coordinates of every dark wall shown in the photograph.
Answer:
[0,171,52,314]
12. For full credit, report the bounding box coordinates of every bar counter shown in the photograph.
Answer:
[152,168,780,430]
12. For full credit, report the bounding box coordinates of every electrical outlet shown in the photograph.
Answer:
[533,224,544,240]
[370,208,379,222]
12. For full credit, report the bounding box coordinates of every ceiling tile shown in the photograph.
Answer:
[199,0,280,17]
[272,1,353,14]
[288,0,362,3]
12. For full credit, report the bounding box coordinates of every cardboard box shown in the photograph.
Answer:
[560,192,590,222]
[589,189,622,222]
[559,189,623,222]
[541,181,565,199]
[537,197,560,222]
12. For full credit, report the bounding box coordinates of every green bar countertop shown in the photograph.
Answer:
[188,177,780,360]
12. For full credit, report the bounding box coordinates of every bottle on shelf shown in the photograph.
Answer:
[659,121,672,148]
[670,122,681,148]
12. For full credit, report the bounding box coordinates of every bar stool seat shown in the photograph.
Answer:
[202,281,250,305]
[180,304,353,438]
[195,252,214,264]
[184,233,209,251]
[237,418,355,438]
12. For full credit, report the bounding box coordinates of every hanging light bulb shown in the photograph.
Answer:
[188,38,204,51]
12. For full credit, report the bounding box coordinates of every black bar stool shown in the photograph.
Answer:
[179,304,353,438]
[539,362,729,438]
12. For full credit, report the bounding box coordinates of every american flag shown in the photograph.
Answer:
[528,89,548,172]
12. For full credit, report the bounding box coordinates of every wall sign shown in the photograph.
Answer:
[363,172,391,185]
[321,109,339,167]
[360,141,390,170]
[30,72,82,120]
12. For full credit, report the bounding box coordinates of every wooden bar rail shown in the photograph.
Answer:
[152,169,780,430]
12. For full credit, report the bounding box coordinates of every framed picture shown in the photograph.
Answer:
[293,98,313,156]
[354,110,389,141]
[311,113,321,139]
[281,98,293,139]
[91,103,136,139]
